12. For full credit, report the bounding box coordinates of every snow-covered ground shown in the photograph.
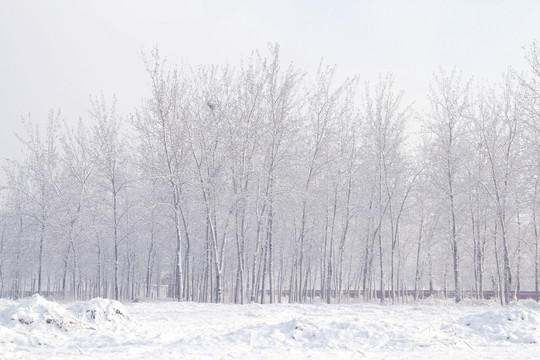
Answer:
[0,295,539,359]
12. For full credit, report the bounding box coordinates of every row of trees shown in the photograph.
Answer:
[1,43,539,304]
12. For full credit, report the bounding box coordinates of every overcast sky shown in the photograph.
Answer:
[1,0,539,161]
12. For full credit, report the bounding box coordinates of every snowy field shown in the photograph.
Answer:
[1,295,539,359]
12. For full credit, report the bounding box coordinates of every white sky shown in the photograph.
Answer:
[1,0,539,161]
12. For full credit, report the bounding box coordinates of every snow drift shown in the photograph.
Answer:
[1,297,540,359]
[453,307,540,344]
[68,297,134,326]
[0,294,90,331]
[0,294,91,346]
[0,295,137,349]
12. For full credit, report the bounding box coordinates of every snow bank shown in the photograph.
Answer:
[0,294,92,347]
[0,294,90,332]
[0,295,138,350]
[68,297,134,327]
[452,307,540,344]
[0,322,39,346]
[1,297,539,359]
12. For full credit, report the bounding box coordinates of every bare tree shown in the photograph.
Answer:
[425,68,471,302]
[91,96,131,301]
[474,76,522,304]
[11,112,61,296]
[135,49,192,301]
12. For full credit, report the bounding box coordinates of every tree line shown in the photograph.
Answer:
[1,43,539,304]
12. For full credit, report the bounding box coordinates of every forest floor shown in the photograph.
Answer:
[0,295,539,359]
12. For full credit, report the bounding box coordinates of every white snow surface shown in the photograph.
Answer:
[68,297,134,327]
[1,295,539,359]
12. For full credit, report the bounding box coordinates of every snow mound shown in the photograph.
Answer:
[68,297,135,327]
[0,294,90,333]
[271,318,321,343]
[0,323,41,346]
[0,294,93,346]
[452,308,540,344]
[220,315,377,352]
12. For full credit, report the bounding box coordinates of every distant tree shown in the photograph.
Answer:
[12,112,61,296]
[55,119,95,300]
[425,68,472,302]
[90,96,130,301]
[519,41,540,302]
[134,49,192,302]
[362,74,411,303]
